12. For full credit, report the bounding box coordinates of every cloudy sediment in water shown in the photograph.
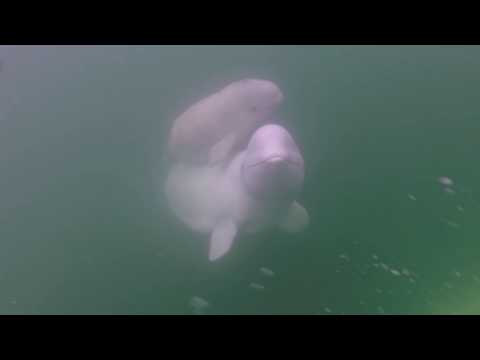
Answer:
[0,45,479,314]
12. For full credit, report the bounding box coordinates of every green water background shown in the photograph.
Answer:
[0,45,479,314]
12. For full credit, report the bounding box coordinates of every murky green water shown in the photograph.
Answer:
[0,45,479,314]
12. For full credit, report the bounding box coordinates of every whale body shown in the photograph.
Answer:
[164,124,309,261]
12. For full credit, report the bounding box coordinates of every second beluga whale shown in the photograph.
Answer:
[168,78,283,166]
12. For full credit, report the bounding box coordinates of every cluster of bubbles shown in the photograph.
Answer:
[249,267,276,291]
[187,175,478,315]
[188,266,276,314]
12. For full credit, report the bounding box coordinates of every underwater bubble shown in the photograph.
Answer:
[408,194,417,201]
[444,282,453,289]
[473,275,480,284]
[457,205,464,212]
[438,177,454,186]
[190,296,209,308]
[390,269,401,276]
[189,296,210,315]
[444,220,460,228]
[249,283,265,291]
[454,271,462,278]
[324,307,332,313]
[376,288,383,294]
[444,187,456,195]
[372,254,379,261]
[339,254,350,262]
[402,268,411,277]
[380,263,389,271]
[259,267,275,277]
[377,306,385,314]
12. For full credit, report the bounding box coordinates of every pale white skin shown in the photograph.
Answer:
[164,124,309,261]
[168,79,283,166]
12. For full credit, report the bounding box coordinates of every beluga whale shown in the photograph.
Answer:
[167,78,283,166]
[165,123,309,261]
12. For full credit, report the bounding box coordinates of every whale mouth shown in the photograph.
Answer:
[246,154,301,168]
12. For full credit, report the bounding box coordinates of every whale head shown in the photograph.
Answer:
[241,124,304,203]
[223,79,283,122]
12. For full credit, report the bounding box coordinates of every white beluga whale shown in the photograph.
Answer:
[168,78,283,166]
[164,123,309,261]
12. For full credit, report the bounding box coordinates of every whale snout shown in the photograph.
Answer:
[242,124,305,201]
[238,78,283,108]
[267,155,284,164]
[267,84,283,105]
[242,157,304,201]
